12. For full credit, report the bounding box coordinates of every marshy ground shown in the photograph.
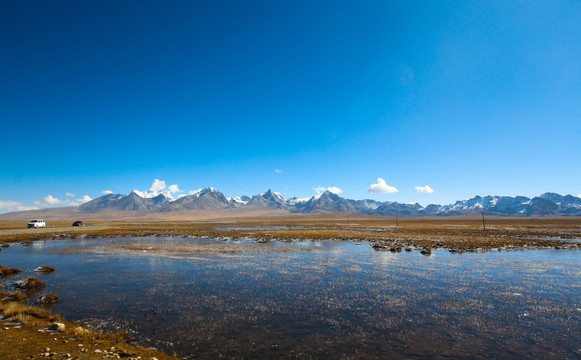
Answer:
[0,216,580,359]
[1,216,580,251]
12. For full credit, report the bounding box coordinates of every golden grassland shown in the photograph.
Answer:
[1,216,580,251]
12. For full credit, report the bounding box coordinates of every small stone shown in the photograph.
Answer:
[94,349,103,353]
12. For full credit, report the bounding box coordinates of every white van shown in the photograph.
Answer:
[27,219,46,228]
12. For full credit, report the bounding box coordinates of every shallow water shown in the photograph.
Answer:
[214,225,326,231]
[1,237,580,359]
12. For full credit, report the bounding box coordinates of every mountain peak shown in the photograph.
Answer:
[17,188,581,218]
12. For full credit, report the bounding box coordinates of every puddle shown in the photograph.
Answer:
[518,236,581,244]
[1,237,580,359]
[214,225,327,231]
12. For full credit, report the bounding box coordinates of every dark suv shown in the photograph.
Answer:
[72,221,84,227]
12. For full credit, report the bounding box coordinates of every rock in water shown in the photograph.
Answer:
[34,266,56,274]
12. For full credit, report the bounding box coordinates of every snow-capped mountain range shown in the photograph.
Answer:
[72,189,581,217]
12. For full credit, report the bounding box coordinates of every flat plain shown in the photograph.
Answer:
[2,216,580,251]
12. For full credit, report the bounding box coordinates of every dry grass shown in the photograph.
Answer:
[0,298,176,359]
[0,265,21,277]
[15,277,46,291]
[34,265,55,273]
[3,291,27,302]
[1,217,580,251]
[38,293,59,304]
[0,301,60,324]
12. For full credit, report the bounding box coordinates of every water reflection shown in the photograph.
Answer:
[1,237,580,359]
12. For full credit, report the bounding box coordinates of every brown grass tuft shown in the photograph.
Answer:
[3,291,27,302]
[38,293,59,304]
[34,265,56,274]
[0,265,21,277]
[15,277,46,290]
[0,301,60,323]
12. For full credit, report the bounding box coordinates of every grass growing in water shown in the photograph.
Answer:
[15,276,46,290]
[0,265,21,277]
[38,293,59,304]
[34,265,56,274]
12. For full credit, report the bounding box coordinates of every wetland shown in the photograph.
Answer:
[1,218,580,359]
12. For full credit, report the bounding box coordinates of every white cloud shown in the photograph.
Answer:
[134,179,182,200]
[415,185,434,194]
[275,169,283,174]
[314,186,344,195]
[71,195,92,206]
[65,192,75,197]
[35,195,64,206]
[0,200,38,214]
[101,190,114,195]
[367,178,398,194]
[34,194,92,207]
[150,179,167,193]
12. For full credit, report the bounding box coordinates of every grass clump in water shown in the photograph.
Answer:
[0,265,22,277]
[38,293,59,304]
[2,291,27,302]
[15,277,46,290]
[34,265,56,274]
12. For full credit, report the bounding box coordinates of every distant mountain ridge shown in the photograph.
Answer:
[68,189,581,217]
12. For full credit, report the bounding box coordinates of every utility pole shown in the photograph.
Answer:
[482,212,486,230]
[396,211,399,228]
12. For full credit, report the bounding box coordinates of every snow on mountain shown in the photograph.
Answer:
[228,196,248,205]
[300,191,356,214]
[228,196,251,207]
[80,191,171,211]
[247,190,287,209]
[287,195,317,205]
[132,189,174,201]
[160,187,230,211]
[44,186,581,217]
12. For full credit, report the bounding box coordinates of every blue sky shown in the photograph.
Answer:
[1,1,580,213]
